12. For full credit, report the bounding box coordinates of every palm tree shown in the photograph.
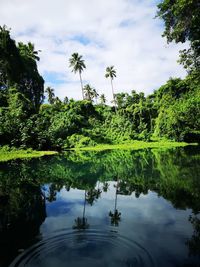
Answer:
[45,86,55,104]
[83,84,95,101]
[54,96,62,105]
[93,88,99,104]
[99,94,106,105]
[105,66,117,112]
[69,53,86,100]
[63,96,69,104]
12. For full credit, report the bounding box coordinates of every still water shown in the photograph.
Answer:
[0,147,200,267]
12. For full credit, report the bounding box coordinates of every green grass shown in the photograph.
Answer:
[72,140,197,151]
[0,140,197,161]
[0,148,57,162]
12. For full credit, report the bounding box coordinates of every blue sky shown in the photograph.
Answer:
[0,0,187,102]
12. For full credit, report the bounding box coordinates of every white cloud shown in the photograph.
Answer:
[0,0,187,102]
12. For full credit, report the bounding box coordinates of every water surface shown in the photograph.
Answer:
[0,147,200,267]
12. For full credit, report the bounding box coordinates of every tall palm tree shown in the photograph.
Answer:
[99,94,106,105]
[69,53,86,100]
[45,86,55,104]
[105,66,117,112]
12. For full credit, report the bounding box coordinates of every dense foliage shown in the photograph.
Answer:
[157,0,200,72]
[0,23,199,150]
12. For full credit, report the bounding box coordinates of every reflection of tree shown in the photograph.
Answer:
[0,180,46,266]
[117,180,133,196]
[46,183,57,202]
[102,182,109,192]
[86,188,102,206]
[109,180,121,226]
[0,183,46,233]
[73,217,89,230]
[186,214,200,258]
[73,190,89,230]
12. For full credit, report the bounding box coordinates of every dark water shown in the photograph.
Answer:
[0,147,200,267]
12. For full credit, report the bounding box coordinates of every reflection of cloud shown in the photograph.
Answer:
[0,0,187,102]
[40,184,194,265]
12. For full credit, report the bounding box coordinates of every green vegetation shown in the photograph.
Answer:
[157,0,200,72]
[0,146,57,162]
[72,140,191,151]
[0,148,200,212]
[0,1,199,151]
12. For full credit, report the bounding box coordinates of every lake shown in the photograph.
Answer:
[0,147,200,267]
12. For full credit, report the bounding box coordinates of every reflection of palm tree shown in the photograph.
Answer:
[109,209,121,226]
[109,180,121,226]
[73,217,89,230]
[73,190,89,230]
[103,182,109,192]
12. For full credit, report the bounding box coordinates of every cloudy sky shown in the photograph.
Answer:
[0,0,187,102]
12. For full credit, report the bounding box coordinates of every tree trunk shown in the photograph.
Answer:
[79,71,84,100]
[83,190,86,219]
[111,79,117,113]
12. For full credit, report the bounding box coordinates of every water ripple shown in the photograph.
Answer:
[9,229,155,267]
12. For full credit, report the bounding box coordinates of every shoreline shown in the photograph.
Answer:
[0,141,198,162]
[0,149,57,162]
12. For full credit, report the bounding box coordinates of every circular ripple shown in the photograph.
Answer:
[9,229,155,267]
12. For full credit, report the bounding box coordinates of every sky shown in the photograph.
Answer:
[0,0,188,102]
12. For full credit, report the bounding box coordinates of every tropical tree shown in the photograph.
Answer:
[93,88,99,104]
[54,96,62,106]
[99,94,106,105]
[63,96,69,104]
[83,84,94,101]
[157,0,200,72]
[45,86,55,104]
[0,25,22,90]
[0,27,44,111]
[69,53,86,100]
[18,42,40,61]
[105,66,117,112]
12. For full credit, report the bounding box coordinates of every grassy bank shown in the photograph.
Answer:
[0,141,197,162]
[0,147,57,162]
[72,140,197,151]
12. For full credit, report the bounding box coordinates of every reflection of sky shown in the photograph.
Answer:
[40,182,196,267]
